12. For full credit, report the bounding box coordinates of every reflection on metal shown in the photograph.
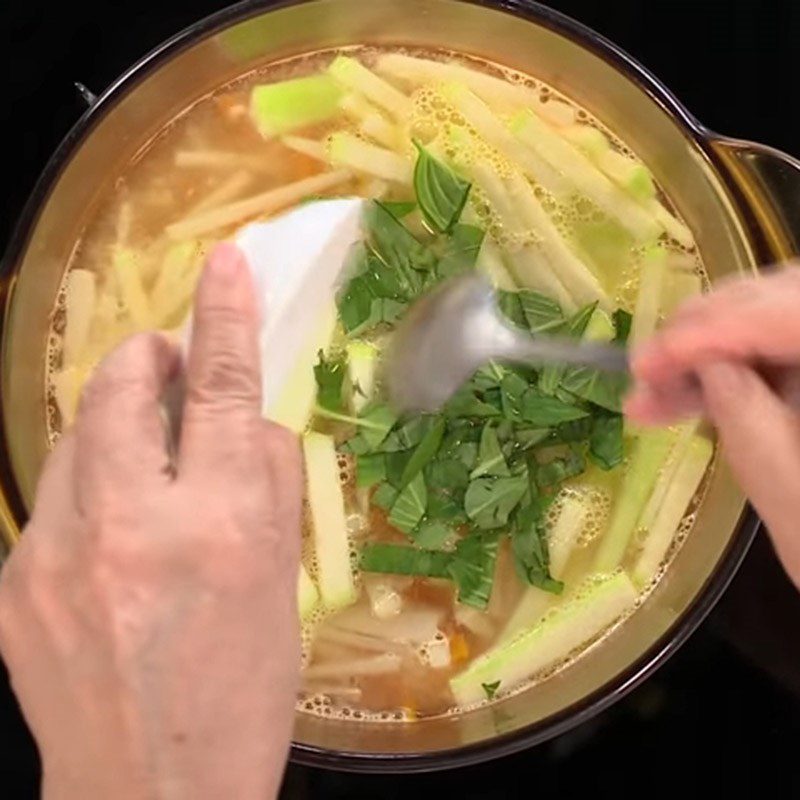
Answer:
[74,82,98,107]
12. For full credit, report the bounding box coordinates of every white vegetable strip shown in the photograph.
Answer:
[507,171,611,309]
[327,132,412,184]
[441,84,570,198]
[62,269,96,367]
[632,436,713,586]
[328,55,412,119]
[508,248,577,313]
[281,135,328,162]
[189,170,252,215]
[303,653,402,680]
[661,269,703,317]
[174,150,266,170]
[304,432,358,611]
[465,162,576,310]
[165,170,351,239]
[562,125,694,246]
[511,110,661,242]
[629,246,667,346]
[112,249,150,329]
[376,53,576,127]
[315,625,407,654]
[499,494,590,642]
[451,572,637,705]
[298,565,320,622]
[339,93,399,150]
[475,234,517,290]
[645,198,694,248]
[637,421,700,533]
[52,366,88,428]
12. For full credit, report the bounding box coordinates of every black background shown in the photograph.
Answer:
[1,1,799,797]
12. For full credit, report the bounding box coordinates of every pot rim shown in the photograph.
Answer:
[0,0,761,773]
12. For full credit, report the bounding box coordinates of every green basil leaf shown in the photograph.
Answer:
[338,274,375,333]
[559,366,628,413]
[554,417,594,443]
[382,200,417,218]
[365,200,435,280]
[373,482,399,510]
[437,224,485,278]
[535,447,586,488]
[386,450,414,489]
[361,543,452,578]
[400,417,446,487]
[313,350,347,412]
[356,453,386,488]
[500,373,529,421]
[613,309,633,344]
[464,473,529,529]
[589,412,624,469]
[518,290,565,333]
[539,301,598,395]
[413,142,472,233]
[357,403,399,450]
[413,520,454,549]
[447,533,500,609]
[482,680,501,699]
[470,423,510,479]
[521,389,590,426]
[515,427,553,450]
[498,290,526,329]
[510,504,563,594]
[382,416,439,452]
[426,458,470,491]
[388,472,428,533]
[444,386,502,418]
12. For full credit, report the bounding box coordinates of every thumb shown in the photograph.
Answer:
[700,361,800,588]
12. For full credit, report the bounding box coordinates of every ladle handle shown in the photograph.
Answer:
[505,335,629,374]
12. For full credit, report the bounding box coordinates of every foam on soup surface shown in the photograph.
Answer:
[47,47,713,721]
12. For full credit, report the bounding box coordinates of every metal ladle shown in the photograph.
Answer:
[386,273,628,414]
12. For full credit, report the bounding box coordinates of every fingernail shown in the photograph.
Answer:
[207,242,245,279]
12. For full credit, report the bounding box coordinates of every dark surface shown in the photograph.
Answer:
[1,0,799,797]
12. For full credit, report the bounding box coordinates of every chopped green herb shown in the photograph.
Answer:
[400,417,446,487]
[372,482,398,510]
[521,389,589,427]
[464,473,529,530]
[313,350,347,413]
[388,472,428,532]
[482,680,501,700]
[470,423,510,479]
[437,223,485,278]
[413,142,472,233]
[361,543,452,578]
[413,520,453,549]
[589,412,624,470]
[613,309,633,344]
[356,453,387,488]
[448,533,500,609]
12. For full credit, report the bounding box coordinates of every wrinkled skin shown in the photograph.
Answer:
[0,243,303,800]
[627,265,800,590]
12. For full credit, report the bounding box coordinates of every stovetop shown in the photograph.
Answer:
[1,1,798,796]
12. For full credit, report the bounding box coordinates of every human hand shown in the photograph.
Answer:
[626,266,800,589]
[0,243,303,799]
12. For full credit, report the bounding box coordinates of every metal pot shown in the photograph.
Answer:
[2,0,797,773]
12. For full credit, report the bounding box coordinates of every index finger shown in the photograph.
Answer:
[179,242,264,475]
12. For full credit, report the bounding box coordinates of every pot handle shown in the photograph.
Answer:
[710,136,800,260]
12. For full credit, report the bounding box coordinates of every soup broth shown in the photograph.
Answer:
[47,46,712,722]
